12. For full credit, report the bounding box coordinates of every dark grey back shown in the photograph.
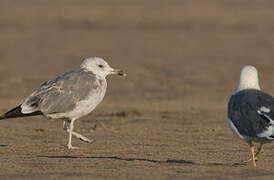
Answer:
[228,89,274,137]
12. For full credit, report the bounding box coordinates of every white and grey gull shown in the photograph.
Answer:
[0,57,126,149]
[228,65,274,167]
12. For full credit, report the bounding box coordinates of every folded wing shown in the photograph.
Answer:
[228,89,274,138]
[8,69,98,119]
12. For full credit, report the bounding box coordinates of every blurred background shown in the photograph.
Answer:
[1,0,274,111]
[1,0,274,178]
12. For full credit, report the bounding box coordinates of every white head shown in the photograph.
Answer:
[80,57,126,78]
[236,65,260,92]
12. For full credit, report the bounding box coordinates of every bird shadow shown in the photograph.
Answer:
[37,155,197,165]
[231,161,249,167]
[36,155,238,167]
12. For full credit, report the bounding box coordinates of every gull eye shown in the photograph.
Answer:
[98,64,104,68]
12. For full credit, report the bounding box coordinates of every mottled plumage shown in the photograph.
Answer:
[21,69,104,117]
[0,57,126,149]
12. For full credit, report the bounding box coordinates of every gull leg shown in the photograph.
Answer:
[63,121,93,143]
[248,142,256,167]
[246,143,263,162]
[255,143,264,157]
[67,119,79,149]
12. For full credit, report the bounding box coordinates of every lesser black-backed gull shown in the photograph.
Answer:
[0,57,126,149]
[228,65,274,166]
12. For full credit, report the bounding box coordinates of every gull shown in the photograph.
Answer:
[0,57,126,149]
[228,65,274,167]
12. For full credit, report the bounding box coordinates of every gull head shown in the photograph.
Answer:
[236,65,260,92]
[80,57,126,78]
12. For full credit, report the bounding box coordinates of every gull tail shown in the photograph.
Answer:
[0,105,42,120]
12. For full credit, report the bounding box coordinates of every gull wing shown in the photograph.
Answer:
[21,69,99,116]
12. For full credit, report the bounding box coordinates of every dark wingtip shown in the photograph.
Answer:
[0,105,42,120]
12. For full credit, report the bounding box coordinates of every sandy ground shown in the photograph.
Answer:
[1,0,274,179]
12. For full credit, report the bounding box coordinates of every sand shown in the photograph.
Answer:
[1,0,274,179]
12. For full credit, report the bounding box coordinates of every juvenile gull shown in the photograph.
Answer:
[0,57,126,149]
[228,65,274,167]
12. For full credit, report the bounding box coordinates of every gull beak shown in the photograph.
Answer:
[110,69,127,76]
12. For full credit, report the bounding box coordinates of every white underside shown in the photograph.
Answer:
[257,107,274,139]
[47,87,106,120]
[257,126,274,139]
[228,118,246,140]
